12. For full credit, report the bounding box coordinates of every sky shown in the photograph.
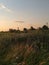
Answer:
[0,0,49,31]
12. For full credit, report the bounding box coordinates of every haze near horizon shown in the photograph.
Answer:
[0,0,49,31]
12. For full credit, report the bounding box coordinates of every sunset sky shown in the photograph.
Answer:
[0,0,49,31]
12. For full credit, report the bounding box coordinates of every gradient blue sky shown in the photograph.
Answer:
[0,0,49,31]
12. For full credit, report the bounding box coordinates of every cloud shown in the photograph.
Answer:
[0,3,12,13]
[15,21,24,23]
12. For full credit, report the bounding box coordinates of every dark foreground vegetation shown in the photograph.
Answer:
[0,25,49,65]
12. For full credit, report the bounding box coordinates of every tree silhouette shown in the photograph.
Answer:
[9,29,20,33]
[9,29,16,32]
[23,28,28,33]
[30,26,35,30]
[42,25,48,30]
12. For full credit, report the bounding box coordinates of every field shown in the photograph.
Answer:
[0,30,49,65]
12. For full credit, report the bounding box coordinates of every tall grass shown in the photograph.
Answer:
[0,30,49,65]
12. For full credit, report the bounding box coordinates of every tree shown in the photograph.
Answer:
[30,26,35,30]
[42,25,48,30]
[9,29,17,32]
[9,29,20,33]
[38,27,42,30]
[23,28,28,33]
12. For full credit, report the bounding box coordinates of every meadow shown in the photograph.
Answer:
[0,29,49,65]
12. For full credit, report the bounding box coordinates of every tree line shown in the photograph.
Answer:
[8,25,49,33]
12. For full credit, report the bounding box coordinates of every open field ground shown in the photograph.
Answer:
[0,30,49,65]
